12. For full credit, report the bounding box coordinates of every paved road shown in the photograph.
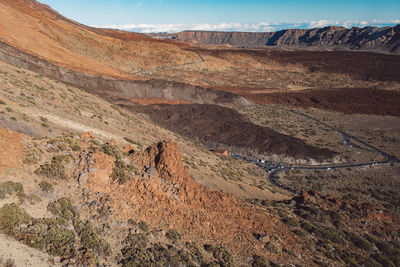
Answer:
[233,107,399,194]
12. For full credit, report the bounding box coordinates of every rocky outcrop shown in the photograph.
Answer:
[151,25,400,54]
[80,139,307,262]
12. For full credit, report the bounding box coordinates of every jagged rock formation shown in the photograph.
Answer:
[150,25,400,54]
[80,139,309,263]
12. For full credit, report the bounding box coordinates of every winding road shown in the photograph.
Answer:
[235,107,400,194]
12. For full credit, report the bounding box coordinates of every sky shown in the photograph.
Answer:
[37,0,400,33]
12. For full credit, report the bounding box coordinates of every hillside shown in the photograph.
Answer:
[1,0,400,266]
[1,59,399,266]
[0,0,199,77]
[150,25,400,54]
[2,0,400,113]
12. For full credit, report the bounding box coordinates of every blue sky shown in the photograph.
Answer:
[37,0,400,32]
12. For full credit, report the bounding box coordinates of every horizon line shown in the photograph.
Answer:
[93,19,400,34]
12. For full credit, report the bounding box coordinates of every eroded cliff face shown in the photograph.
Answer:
[151,25,400,54]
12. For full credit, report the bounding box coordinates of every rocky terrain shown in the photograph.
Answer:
[0,0,400,266]
[150,25,400,54]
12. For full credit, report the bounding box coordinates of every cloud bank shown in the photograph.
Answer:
[95,19,400,33]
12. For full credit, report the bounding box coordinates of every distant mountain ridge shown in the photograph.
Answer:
[149,25,400,54]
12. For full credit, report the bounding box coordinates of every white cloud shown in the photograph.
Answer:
[93,19,400,33]
[309,20,336,28]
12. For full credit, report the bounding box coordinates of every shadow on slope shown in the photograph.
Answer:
[127,103,336,161]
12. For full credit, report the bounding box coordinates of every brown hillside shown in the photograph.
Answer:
[0,0,199,77]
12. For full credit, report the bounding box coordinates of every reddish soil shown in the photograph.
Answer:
[0,125,25,175]
[84,140,313,264]
[246,88,400,116]
[0,0,199,78]
[127,103,336,160]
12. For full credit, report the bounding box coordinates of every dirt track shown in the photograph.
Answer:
[245,88,400,116]
[127,103,336,161]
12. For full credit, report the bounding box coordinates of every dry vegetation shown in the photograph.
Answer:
[0,61,275,201]
[239,104,400,163]
[0,1,399,265]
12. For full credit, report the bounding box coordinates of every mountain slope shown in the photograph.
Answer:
[151,25,400,54]
[0,0,199,77]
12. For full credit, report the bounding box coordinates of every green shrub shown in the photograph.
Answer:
[70,144,81,151]
[124,233,149,250]
[348,233,373,251]
[39,116,48,122]
[102,144,122,159]
[74,220,112,256]
[128,219,137,226]
[376,242,400,257]
[34,155,69,179]
[124,137,135,144]
[0,181,28,203]
[16,221,76,257]
[120,233,151,266]
[120,234,197,267]
[0,100,6,105]
[23,147,42,164]
[372,254,396,267]
[283,217,300,227]
[39,181,54,193]
[204,244,234,266]
[22,114,30,122]
[124,137,142,147]
[138,221,149,232]
[47,198,79,221]
[0,204,31,233]
[357,256,383,267]
[150,244,193,267]
[41,122,50,128]
[166,229,182,242]
[111,160,131,184]
[317,226,344,244]
[98,206,110,218]
[0,181,24,199]
[301,221,344,244]
[265,242,279,254]
[253,255,268,267]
